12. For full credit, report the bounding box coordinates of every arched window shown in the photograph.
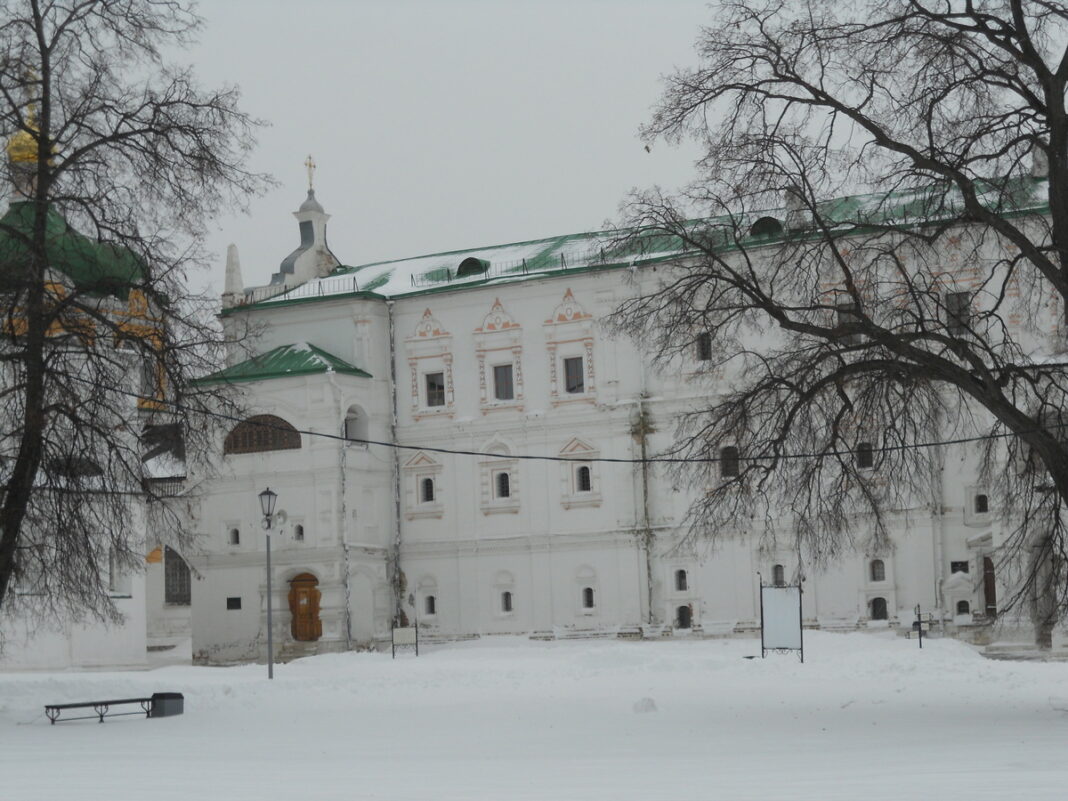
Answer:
[223,414,301,455]
[857,442,874,469]
[870,597,888,620]
[501,591,513,613]
[870,559,886,582]
[956,600,970,615]
[576,465,592,492]
[344,405,368,444]
[228,528,240,546]
[496,471,511,498]
[772,564,785,587]
[582,587,595,609]
[294,524,304,542]
[425,595,437,616]
[421,477,435,503]
[163,547,190,605]
[720,446,740,478]
[675,569,688,592]
[975,494,989,514]
[676,605,692,629]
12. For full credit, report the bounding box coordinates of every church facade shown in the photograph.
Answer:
[186,181,1025,664]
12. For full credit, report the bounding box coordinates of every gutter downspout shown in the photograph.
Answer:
[327,370,352,650]
[930,407,946,624]
[387,301,404,624]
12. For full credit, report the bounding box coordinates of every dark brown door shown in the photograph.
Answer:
[288,573,322,641]
[983,557,997,616]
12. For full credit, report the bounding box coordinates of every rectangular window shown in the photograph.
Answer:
[226,596,242,610]
[950,561,969,574]
[563,356,584,394]
[493,364,514,401]
[425,372,446,407]
[836,301,862,345]
[696,332,713,361]
[946,291,971,335]
[163,546,191,605]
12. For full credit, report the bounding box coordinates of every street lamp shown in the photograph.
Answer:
[259,487,278,679]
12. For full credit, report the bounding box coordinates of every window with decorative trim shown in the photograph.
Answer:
[481,443,520,514]
[403,451,444,520]
[406,308,454,420]
[857,442,874,470]
[425,372,446,407]
[545,289,596,406]
[559,438,601,509]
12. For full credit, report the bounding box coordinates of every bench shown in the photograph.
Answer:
[45,692,183,724]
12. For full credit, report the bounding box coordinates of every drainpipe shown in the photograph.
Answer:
[636,393,655,625]
[328,370,352,650]
[387,301,404,623]
[930,407,946,623]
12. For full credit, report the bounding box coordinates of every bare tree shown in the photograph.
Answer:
[0,1,266,628]
[611,0,1068,645]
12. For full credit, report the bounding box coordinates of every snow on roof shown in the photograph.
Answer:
[195,342,372,385]
[229,177,1048,311]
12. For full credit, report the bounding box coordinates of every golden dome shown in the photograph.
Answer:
[7,126,37,164]
[7,108,54,165]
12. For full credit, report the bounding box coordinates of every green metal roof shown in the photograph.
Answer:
[195,342,372,385]
[225,175,1049,313]
[0,201,145,299]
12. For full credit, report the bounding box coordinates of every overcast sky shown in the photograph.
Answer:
[189,0,709,295]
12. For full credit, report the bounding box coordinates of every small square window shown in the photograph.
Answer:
[226,596,242,610]
[950,560,969,574]
[425,372,446,407]
[493,364,515,401]
[563,357,584,394]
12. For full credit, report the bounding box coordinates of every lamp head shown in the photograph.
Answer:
[259,487,278,518]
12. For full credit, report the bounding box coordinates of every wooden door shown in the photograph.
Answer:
[288,573,322,641]
[983,557,997,616]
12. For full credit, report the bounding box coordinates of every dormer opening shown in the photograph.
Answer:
[748,216,784,238]
[457,257,490,277]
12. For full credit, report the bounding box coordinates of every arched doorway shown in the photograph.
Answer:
[676,605,692,629]
[288,573,322,641]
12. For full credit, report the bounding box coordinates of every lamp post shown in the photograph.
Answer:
[259,487,278,680]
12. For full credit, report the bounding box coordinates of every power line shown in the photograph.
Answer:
[64,372,1049,466]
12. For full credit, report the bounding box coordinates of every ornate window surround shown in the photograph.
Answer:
[544,289,596,407]
[474,298,524,414]
[406,308,455,420]
[480,439,519,515]
[402,451,444,520]
[559,437,602,509]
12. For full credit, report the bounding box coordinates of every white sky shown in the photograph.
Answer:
[189,0,708,295]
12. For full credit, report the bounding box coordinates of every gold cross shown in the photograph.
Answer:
[304,154,316,190]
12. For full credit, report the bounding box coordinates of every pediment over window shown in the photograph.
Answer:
[546,288,592,325]
[402,451,441,470]
[409,308,449,339]
[475,298,519,333]
[559,437,598,457]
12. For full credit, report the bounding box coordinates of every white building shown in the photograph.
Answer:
[186,183,1026,664]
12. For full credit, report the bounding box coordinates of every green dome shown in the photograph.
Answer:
[0,201,145,299]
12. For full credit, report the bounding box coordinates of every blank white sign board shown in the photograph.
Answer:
[762,586,802,650]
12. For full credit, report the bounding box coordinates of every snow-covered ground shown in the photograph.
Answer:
[2,632,1067,800]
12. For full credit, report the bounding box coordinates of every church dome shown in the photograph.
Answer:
[299,189,324,213]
